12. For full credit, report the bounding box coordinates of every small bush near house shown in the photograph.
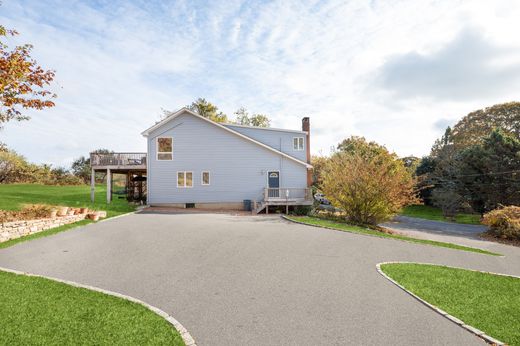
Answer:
[291,205,312,216]
[482,206,520,240]
[0,204,55,223]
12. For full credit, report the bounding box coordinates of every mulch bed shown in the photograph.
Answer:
[479,232,520,247]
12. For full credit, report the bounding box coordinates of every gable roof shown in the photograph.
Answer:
[141,108,312,169]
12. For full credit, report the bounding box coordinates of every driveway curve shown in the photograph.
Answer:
[0,212,518,345]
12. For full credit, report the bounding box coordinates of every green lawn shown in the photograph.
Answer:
[0,270,185,345]
[380,263,520,345]
[286,216,500,256]
[401,205,481,225]
[0,184,134,217]
[0,184,135,249]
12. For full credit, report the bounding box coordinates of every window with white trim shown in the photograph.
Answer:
[293,137,304,151]
[201,171,210,185]
[157,137,173,160]
[177,171,193,188]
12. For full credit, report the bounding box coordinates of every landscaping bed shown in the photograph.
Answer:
[0,204,106,243]
[0,269,185,345]
[379,263,520,346]
[0,184,135,248]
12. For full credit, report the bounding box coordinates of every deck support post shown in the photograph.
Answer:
[106,168,111,203]
[90,169,95,202]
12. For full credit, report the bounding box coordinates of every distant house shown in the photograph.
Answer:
[91,108,313,213]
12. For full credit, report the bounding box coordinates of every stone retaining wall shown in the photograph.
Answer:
[0,214,87,243]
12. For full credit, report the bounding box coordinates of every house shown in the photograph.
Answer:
[90,107,313,213]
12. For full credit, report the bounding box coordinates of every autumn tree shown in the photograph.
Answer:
[187,98,228,123]
[449,102,520,150]
[310,155,328,187]
[321,137,417,225]
[234,107,270,127]
[0,25,56,128]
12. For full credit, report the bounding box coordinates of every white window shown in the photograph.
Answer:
[293,137,304,151]
[201,171,210,185]
[157,137,173,160]
[177,171,193,188]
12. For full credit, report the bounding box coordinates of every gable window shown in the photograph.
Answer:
[157,137,173,160]
[201,171,210,185]
[177,171,193,188]
[293,137,304,151]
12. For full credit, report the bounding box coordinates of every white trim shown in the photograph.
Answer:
[293,137,304,151]
[141,108,312,169]
[201,171,210,186]
[156,137,173,161]
[222,122,307,134]
[177,171,193,188]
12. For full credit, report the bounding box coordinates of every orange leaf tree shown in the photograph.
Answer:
[322,137,418,225]
[0,25,56,128]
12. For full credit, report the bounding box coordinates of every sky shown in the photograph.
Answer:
[1,0,520,166]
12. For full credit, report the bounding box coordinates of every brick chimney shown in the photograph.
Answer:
[302,117,312,186]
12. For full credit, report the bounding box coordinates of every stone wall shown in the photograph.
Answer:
[0,214,88,243]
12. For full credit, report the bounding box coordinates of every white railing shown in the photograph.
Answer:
[90,152,147,168]
[263,188,312,201]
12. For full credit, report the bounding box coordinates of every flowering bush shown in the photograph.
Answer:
[482,206,520,240]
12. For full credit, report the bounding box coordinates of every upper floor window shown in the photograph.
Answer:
[293,137,304,151]
[157,137,173,160]
[177,171,193,188]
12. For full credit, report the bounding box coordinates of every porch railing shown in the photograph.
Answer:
[90,152,147,168]
[263,188,312,201]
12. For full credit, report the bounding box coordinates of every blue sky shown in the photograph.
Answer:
[1,0,520,166]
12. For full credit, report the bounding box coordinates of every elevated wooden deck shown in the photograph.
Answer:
[90,152,147,173]
[90,152,147,203]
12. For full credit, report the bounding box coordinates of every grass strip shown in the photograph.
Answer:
[380,263,520,345]
[285,216,500,256]
[401,205,481,225]
[0,270,185,345]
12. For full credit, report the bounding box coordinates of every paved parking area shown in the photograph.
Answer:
[1,212,518,345]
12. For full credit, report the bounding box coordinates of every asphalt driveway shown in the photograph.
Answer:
[1,212,519,345]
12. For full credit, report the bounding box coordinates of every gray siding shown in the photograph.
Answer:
[223,124,308,162]
[147,112,307,204]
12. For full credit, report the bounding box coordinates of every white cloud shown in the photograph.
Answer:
[1,0,520,165]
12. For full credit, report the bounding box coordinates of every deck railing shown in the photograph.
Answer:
[90,152,147,168]
[264,188,312,202]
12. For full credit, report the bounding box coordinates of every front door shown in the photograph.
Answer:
[268,171,280,198]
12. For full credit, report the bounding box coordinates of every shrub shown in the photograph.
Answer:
[292,205,312,216]
[321,137,418,225]
[482,206,520,240]
[0,204,55,223]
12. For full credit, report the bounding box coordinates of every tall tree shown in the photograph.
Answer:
[0,25,56,128]
[450,102,520,150]
[456,129,520,214]
[234,107,271,127]
[187,98,228,123]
